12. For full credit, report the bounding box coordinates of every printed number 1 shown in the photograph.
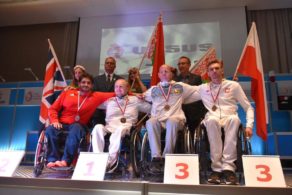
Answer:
[256,164,272,182]
[175,163,189,179]
[84,161,94,176]
[0,159,9,172]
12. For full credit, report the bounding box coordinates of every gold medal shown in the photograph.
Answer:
[75,115,80,121]
[164,104,170,111]
[212,105,217,111]
[120,117,126,123]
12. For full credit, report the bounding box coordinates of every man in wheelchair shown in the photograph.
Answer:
[91,79,151,171]
[45,73,115,168]
[198,59,254,185]
[143,64,200,173]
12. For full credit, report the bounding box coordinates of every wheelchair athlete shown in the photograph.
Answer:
[45,73,114,168]
[197,59,254,185]
[91,79,151,171]
[142,64,200,173]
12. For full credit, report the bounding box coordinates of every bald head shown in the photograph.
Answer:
[158,64,173,82]
[114,79,129,98]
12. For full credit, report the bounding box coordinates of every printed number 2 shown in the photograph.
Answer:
[0,159,9,172]
[175,163,189,179]
[256,164,272,182]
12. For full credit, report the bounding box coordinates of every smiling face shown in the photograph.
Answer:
[177,57,191,75]
[114,79,129,98]
[78,75,93,93]
[74,67,84,81]
[158,64,173,82]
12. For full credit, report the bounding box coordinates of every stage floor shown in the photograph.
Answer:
[13,165,292,187]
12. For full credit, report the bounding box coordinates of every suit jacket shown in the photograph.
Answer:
[174,73,207,131]
[93,73,123,92]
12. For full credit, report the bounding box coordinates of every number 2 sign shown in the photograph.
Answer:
[242,155,286,187]
[164,154,199,185]
[0,150,25,177]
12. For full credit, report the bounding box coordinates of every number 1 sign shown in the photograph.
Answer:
[164,154,199,185]
[0,150,25,177]
[242,155,286,187]
[71,152,108,181]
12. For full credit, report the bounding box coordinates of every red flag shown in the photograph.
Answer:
[149,15,165,86]
[39,39,67,127]
[190,47,216,83]
[235,22,268,140]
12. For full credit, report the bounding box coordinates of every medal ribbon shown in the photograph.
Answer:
[115,97,129,116]
[77,91,88,113]
[159,84,172,104]
[209,83,221,106]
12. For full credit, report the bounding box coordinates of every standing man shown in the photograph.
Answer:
[174,56,207,131]
[91,79,151,171]
[143,64,199,171]
[198,59,254,185]
[93,57,123,92]
[93,57,123,125]
[45,73,114,168]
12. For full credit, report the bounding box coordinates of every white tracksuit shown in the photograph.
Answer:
[144,80,200,158]
[198,79,254,172]
[91,95,151,166]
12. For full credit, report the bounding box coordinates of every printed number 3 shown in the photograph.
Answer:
[256,164,272,182]
[175,163,189,179]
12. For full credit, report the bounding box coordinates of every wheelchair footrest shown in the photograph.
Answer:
[49,166,74,172]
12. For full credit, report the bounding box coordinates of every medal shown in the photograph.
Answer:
[75,115,80,121]
[159,84,172,112]
[76,91,88,122]
[212,105,217,111]
[209,83,221,112]
[164,104,170,111]
[120,117,126,123]
[115,97,129,124]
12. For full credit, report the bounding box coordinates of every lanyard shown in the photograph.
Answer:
[77,91,88,113]
[115,97,129,116]
[209,83,221,104]
[159,84,172,103]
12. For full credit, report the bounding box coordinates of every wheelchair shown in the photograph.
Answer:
[193,122,252,184]
[89,113,149,179]
[33,126,89,177]
[139,121,193,180]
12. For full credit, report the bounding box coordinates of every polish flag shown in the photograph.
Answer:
[235,22,268,140]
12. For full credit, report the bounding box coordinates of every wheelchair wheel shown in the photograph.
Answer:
[130,129,142,177]
[183,127,193,154]
[33,130,47,177]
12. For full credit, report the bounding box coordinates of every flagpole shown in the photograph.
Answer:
[130,14,161,90]
[47,39,67,81]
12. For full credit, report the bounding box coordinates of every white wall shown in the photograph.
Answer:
[77,7,247,77]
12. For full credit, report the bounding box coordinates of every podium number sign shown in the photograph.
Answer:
[164,154,199,185]
[242,155,286,187]
[0,150,25,177]
[72,152,108,181]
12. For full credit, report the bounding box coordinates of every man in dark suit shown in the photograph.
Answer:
[174,56,207,131]
[92,56,123,124]
[93,57,123,92]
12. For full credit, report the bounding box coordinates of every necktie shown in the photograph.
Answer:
[107,74,111,82]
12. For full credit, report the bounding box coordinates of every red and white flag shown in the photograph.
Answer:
[39,39,67,127]
[235,22,268,140]
[137,14,165,86]
[190,47,217,82]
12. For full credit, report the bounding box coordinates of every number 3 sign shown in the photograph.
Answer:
[242,155,286,187]
[164,154,199,185]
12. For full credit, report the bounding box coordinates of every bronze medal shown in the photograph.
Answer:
[212,105,217,111]
[164,104,170,111]
[120,117,126,123]
[75,115,80,121]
